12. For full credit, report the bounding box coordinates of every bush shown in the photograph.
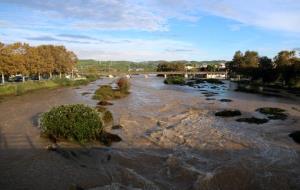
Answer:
[164,76,185,85]
[40,104,103,143]
[117,77,130,92]
[93,84,129,101]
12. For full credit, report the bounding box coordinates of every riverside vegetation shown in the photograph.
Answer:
[0,75,98,96]
[41,104,120,145]
[226,50,300,94]
[93,77,130,101]
[0,41,100,97]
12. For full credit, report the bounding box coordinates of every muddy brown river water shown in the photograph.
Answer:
[0,76,300,190]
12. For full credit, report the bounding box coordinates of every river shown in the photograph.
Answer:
[0,76,300,190]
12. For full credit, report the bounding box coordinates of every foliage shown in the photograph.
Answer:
[94,84,129,101]
[164,76,185,85]
[0,42,77,82]
[77,59,157,73]
[157,61,185,72]
[227,50,300,88]
[117,77,130,92]
[40,104,103,143]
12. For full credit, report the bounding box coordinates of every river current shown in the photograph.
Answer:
[0,76,300,190]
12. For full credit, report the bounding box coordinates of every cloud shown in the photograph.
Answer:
[27,35,91,44]
[1,0,169,31]
[57,34,96,40]
[165,48,194,52]
[198,0,300,33]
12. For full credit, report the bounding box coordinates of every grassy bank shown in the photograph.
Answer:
[0,75,98,97]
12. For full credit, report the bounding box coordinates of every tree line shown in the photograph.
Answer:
[226,50,300,88]
[0,42,78,84]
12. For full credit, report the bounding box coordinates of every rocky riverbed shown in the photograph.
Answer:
[0,76,300,190]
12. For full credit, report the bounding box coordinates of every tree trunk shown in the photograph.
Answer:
[38,73,41,81]
[1,73,4,84]
[49,72,52,79]
[71,69,74,79]
[59,72,62,79]
[22,76,25,83]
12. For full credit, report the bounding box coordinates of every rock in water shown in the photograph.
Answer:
[289,131,300,144]
[215,110,242,117]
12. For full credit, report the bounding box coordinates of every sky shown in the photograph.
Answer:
[0,0,300,61]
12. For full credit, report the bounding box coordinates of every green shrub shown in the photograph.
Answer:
[164,76,185,85]
[40,104,103,143]
[93,84,129,101]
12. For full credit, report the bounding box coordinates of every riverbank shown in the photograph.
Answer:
[0,75,98,97]
[0,76,300,190]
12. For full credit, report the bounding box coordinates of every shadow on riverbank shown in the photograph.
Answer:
[0,143,299,190]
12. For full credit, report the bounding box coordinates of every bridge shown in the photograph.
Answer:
[79,71,228,79]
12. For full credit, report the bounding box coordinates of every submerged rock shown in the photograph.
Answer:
[112,124,123,130]
[97,101,114,106]
[99,132,122,146]
[45,144,58,151]
[256,107,288,120]
[289,131,300,144]
[219,99,232,102]
[236,117,269,124]
[206,98,216,101]
[215,110,242,117]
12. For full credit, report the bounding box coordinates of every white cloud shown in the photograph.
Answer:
[198,0,300,33]
[2,0,299,33]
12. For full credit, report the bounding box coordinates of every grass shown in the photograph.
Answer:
[0,80,59,96]
[0,75,99,97]
[93,78,130,101]
[93,85,128,100]
[256,107,288,120]
[215,110,242,117]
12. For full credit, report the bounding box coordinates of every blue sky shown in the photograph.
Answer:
[0,0,300,61]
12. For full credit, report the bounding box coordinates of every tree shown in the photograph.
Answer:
[274,51,297,86]
[243,51,259,68]
[259,56,273,70]
[0,42,5,84]
[274,51,295,67]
